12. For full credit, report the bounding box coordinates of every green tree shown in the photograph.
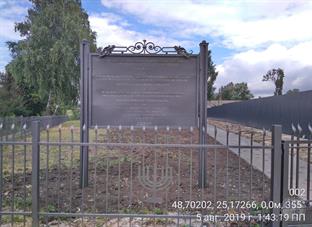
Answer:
[262,68,285,96]
[217,82,254,100]
[6,0,96,115]
[286,88,300,94]
[207,49,218,100]
[0,72,29,116]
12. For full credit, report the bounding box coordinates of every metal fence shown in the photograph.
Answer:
[0,115,68,137]
[0,121,311,226]
[207,90,312,136]
[281,126,312,226]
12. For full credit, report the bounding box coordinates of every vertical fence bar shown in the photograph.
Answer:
[226,127,229,201]
[32,121,40,227]
[105,126,110,213]
[23,125,27,227]
[69,126,74,214]
[177,127,181,226]
[250,132,253,202]
[80,40,90,188]
[117,127,121,227]
[189,127,193,227]
[213,126,217,211]
[281,141,289,227]
[290,134,294,188]
[57,126,61,225]
[238,130,241,204]
[0,130,3,225]
[165,127,170,227]
[92,126,98,227]
[282,142,289,202]
[270,124,282,227]
[261,129,266,227]
[296,134,300,188]
[45,126,49,226]
[198,40,208,188]
[308,132,311,204]
[129,126,133,227]
[11,126,15,225]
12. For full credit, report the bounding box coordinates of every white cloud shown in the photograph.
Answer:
[216,41,312,97]
[92,2,312,97]
[101,0,312,49]
[0,0,29,72]
[89,13,192,49]
[0,0,28,40]
[0,1,26,19]
[0,18,20,40]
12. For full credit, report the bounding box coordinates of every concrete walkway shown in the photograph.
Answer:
[207,124,312,201]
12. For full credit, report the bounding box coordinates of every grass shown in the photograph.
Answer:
[0,120,112,175]
[1,215,32,226]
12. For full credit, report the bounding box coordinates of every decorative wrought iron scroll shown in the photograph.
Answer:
[97,40,193,58]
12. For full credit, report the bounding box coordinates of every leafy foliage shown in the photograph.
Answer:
[6,0,96,115]
[262,68,284,96]
[286,88,300,94]
[216,82,254,100]
[0,72,31,116]
[207,49,218,100]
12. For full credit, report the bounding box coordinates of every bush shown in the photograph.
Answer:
[66,108,79,120]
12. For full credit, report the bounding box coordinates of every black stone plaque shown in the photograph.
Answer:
[90,55,198,127]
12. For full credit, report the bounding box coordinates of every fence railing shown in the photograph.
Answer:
[0,115,68,137]
[0,121,310,226]
[281,140,312,226]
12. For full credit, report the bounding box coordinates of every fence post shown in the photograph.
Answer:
[281,141,289,227]
[32,121,40,226]
[198,40,208,188]
[271,124,282,227]
[80,40,90,188]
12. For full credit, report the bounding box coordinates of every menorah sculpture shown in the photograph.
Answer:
[138,164,173,204]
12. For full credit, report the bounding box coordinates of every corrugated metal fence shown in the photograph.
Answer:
[207,90,312,135]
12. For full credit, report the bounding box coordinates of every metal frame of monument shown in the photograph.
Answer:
[80,39,208,188]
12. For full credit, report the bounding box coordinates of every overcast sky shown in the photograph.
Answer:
[0,0,311,97]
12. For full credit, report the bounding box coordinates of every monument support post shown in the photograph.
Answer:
[80,40,90,188]
[198,41,208,188]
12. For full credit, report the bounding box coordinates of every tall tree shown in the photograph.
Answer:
[262,68,285,96]
[207,49,218,100]
[6,0,96,115]
[217,82,254,100]
[0,72,30,116]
